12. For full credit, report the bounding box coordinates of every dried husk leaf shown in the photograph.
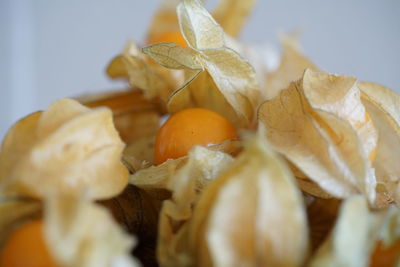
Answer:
[44,193,139,267]
[189,133,309,267]
[259,82,360,198]
[200,47,260,123]
[142,43,203,70]
[0,98,128,200]
[130,156,188,194]
[359,82,400,206]
[260,70,380,204]
[297,179,334,199]
[301,70,378,203]
[302,70,378,163]
[157,146,234,266]
[177,0,225,50]
[106,42,142,79]
[167,70,242,127]
[265,33,319,100]
[212,0,255,37]
[106,41,180,104]
[123,135,157,172]
[144,0,260,127]
[309,195,400,267]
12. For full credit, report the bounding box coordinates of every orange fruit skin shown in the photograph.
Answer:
[370,240,400,267]
[147,30,187,48]
[1,220,57,267]
[155,108,237,165]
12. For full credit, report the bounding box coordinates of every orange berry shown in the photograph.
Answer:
[370,240,400,267]
[147,30,187,48]
[155,108,237,164]
[1,219,57,267]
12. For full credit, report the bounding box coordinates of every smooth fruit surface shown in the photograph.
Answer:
[155,108,237,164]
[147,30,187,48]
[1,219,57,267]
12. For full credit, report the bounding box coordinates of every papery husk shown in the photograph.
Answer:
[259,82,358,198]
[106,41,182,106]
[44,193,139,267]
[156,146,234,266]
[143,0,260,128]
[259,70,378,204]
[187,132,309,267]
[264,32,319,100]
[297,179,334,199]
[309,195,400,267]
[0,98,128,200]
[0,198,41,246]
[359,82,400,206]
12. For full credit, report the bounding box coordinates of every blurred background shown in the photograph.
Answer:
[0,0,399,139]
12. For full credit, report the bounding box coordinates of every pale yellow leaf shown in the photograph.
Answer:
[189,133,309,267]
[202,47,260,124]
[310,196,400,267]
[259,83,360,198]
[265,33,319,100]
[45,193,139,267]
[177,0,225,50]
[142,42,203,70]
[0,99,129,200]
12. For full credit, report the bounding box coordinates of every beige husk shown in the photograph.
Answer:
[44,193,139,267]
[359,82,400,206]
[259,70,378,205]
[264,32,319,101]
[0,98,128,200]
[106,41,180,104]
[130,146,233,266]
[309,195,400,267]
[143,0,260,128]
[186,132,309,267]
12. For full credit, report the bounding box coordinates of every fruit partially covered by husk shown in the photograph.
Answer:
[186,132,309,267]
[0,194,139,267]
[309,195,400,267]
[130,146,233,266]
[45,193,139,267]
[0,98,129,200]
[143,0,260,128]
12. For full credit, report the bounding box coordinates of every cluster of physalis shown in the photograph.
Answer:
[1,0,399,266]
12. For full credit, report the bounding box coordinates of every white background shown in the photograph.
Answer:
[1,0,399,138]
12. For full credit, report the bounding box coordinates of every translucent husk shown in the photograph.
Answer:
[359,82,400,206]
[187,132,309,267]
[106,41,181,107]
[44,193,139,267]
[0,195,139,267]
[130,146,234,266]
[309,195,400,267]
[0,98,128,200]
[259,70,379,205]
[264,32,319,101]
[143,0,260,128]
